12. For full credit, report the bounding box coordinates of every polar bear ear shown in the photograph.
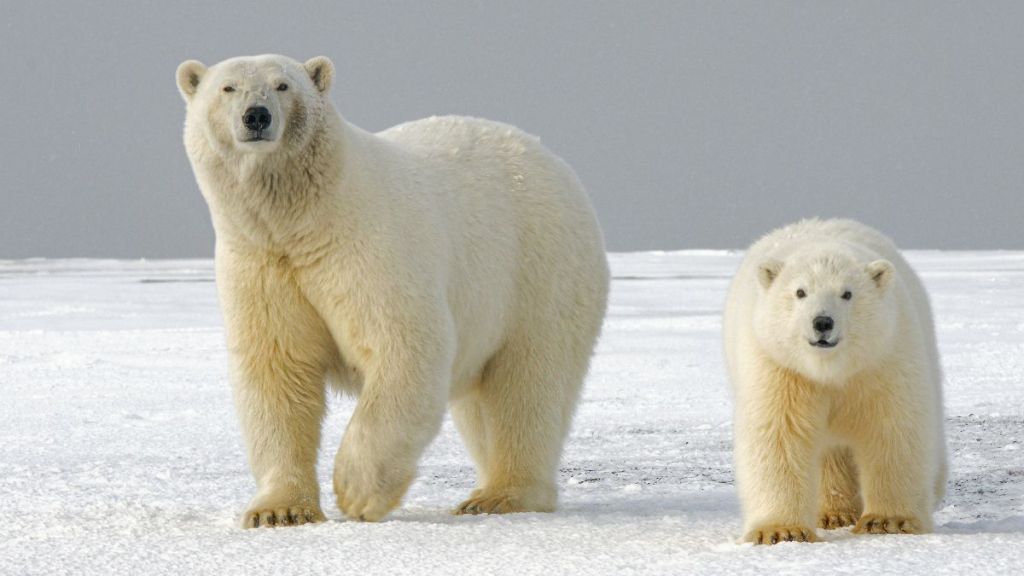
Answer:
[304,56,334,93]
[866,259,894,291]
[758,259,784,290]
[176,60,207,102]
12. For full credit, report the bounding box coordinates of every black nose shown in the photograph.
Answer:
[242,106,272,131]
[813,315,834,334]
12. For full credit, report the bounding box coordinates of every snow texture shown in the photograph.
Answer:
[1,252,1022,575]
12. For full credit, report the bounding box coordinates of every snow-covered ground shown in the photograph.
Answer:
[1,252,1022,575]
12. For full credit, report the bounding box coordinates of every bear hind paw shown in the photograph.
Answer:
[453,488,554,515]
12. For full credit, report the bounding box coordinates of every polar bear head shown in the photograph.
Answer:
[752,248,898,384]
[176,54,334,160]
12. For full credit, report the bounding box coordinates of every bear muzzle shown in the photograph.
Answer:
[241,106,273,141]
[810,315,839,348]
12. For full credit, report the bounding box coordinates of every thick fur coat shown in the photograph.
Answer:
[723,219,947,544]
[176,55,609,527]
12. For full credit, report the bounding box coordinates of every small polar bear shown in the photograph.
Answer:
[175,54,609,527]
[723,218,947,544]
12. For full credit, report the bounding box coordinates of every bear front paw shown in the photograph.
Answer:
[745,525,819,545]
[333,451,414,522]
[852,514,923,534]
[241,504,325,529]
[818,509,859,529]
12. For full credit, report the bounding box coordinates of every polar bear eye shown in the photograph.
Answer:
[795,289,807,299]
[842,291,853,300]
[222,86,235,93]
[276,83,288,91]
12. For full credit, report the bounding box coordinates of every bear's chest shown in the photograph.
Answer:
[207,178,327,256]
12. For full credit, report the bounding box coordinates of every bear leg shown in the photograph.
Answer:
[223,257,334,529]
[332,338,453,522]
[450,385,491,490]
[453,335,590,515]
[818,446,862,529]
[848,383,935,535]
[735,368,828,544]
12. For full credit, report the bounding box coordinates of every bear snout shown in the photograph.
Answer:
[813,315,834,335]
[242,106,272,133]
[810,315,839,347]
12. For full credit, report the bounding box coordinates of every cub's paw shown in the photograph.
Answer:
[745,525,819,545]
[818,509,859,529]
[853,514,923,535]
[454,486,555,515]
[241,504,325,529]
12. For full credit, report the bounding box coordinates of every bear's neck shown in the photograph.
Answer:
[203,111,351,255]
[238,118,344,203]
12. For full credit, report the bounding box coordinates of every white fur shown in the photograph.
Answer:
[723,219,947,543]
[176,55,609,527]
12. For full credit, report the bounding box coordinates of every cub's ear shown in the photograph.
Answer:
[176,60,207,102]
[866,259,894,291]
[304,56,334,93]
[758,259,784,290]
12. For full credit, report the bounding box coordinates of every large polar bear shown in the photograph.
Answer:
[723,219,947,544]
[175,55,609,527]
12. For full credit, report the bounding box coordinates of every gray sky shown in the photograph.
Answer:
[2,1,1022,258]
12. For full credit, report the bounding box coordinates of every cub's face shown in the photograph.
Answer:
[752,253,896,384]
[176,55,334,158]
